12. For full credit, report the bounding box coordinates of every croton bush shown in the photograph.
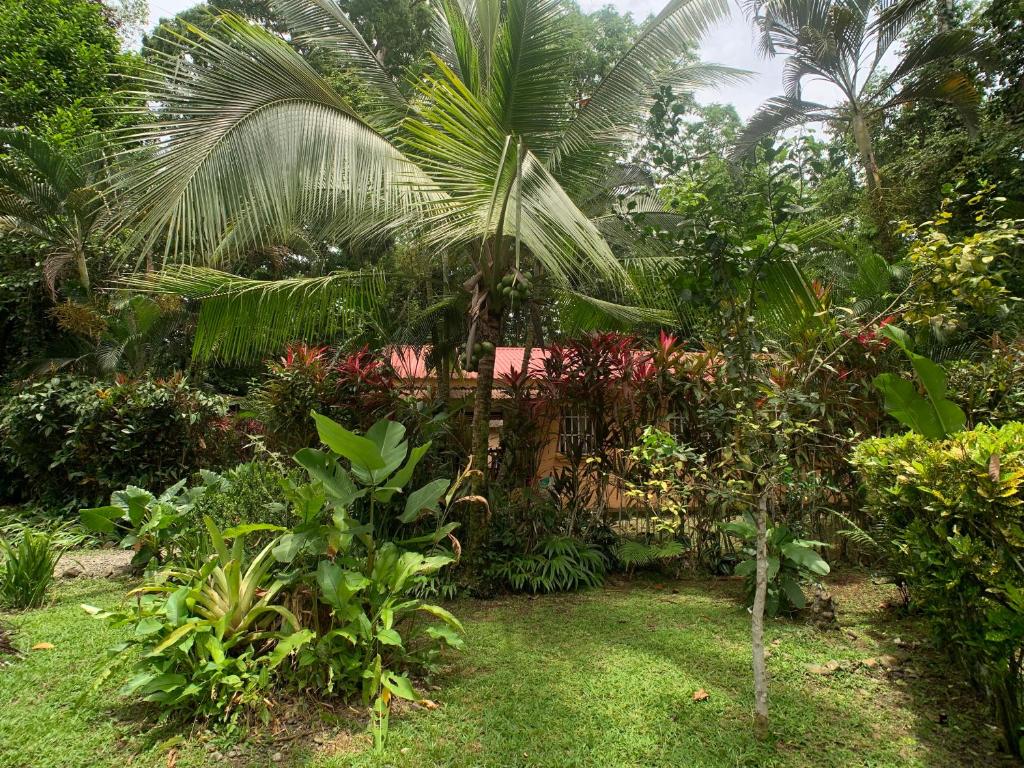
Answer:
[852,422,1024,755]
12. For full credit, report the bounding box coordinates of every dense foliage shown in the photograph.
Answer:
[87,413,464,742]
[0,375,233,509]
[852,423,1024,755]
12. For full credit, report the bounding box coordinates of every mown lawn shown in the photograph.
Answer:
[0,573,1009,768]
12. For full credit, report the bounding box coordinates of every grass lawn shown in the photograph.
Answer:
[0,572,1009,768]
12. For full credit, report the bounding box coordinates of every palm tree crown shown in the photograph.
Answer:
[733,0,981,197]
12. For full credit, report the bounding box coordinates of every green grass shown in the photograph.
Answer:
[0,575,1009,768]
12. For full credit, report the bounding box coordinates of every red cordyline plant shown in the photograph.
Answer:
[335,346,395,391]
[274,343,329,375]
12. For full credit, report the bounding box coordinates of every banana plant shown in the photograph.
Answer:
[872,324,966,439]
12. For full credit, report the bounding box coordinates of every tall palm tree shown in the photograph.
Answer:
[732,0,981,202]
[111,0,734,491]
[0,129,109,297]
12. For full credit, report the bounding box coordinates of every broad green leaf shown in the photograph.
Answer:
[382,671,418,700]
[417,603,465,632]
[375,627,403,646]
[266,629,316,668]
[79,506,122,534]
[295,447,363,506]
[222,523,287,538]
[780,542,830,575]
[400,478,450,523]
[312,411,385,470]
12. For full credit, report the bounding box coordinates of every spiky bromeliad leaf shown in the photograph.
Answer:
[120,267,387,364]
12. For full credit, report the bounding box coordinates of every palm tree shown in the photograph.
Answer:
[732,0,981,203]
[0,129,109,297]
[110,0,734,494]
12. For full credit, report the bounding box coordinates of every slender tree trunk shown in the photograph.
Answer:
[851,113,881,195]
[851,112,895,252]
[76,248,91,296]
[467,305,499,559]
[752,489,770,738]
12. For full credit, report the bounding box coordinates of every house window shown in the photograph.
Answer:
[559,406,594,455]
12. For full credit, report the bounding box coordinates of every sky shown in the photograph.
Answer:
[142,0,842,120]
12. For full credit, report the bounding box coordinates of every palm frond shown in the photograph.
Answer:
[119,266,387,364]
[489,0,574,157]
[730,96,834,159]
[269,0,407,121]
[111,14,429,265]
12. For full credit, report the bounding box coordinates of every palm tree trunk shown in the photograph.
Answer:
[851,113,881,195]
[76,248,91,296]
[467,304,499,559]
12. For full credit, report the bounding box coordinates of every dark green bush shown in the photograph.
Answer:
[851,422,1024,755]
[0,374,234,509]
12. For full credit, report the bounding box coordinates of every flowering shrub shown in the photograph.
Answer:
[249,344,397,454]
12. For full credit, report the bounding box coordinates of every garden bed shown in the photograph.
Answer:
[0,571,1008,768]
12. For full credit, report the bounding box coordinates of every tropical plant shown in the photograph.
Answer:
[721,514,830,616]
[86,412,466,743]
[0,129,110,296]
[80,477,217,571]
[0,530,60,610]
[734,0,982,217]
[84,521,308,729]
[486,535,606,593]
[872,324,967,438]
[110,0,736,509]
[851,422,1024,756]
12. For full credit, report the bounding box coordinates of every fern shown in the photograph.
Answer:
[488,536,606,594]
[614,538,685,570]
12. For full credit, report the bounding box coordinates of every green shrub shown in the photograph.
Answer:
[486,536,606,593]
[189,460,295,535]
[721,515,830,616]
[851,422,1024,756]
[0,374,234,509]
[947,343,1024,427]
[0,530,59,609]
[87,413,464,747]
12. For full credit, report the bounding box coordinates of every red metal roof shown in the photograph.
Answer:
[390,345,550,380]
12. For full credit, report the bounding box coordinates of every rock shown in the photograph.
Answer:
[807,659,843,676]
[810,584,840,630]
[60,565,83,579]
[878,654,900,669]
[862,657,878,668]
[271,752,283,763]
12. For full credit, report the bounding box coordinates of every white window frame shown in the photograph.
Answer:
[558,406,594,455]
